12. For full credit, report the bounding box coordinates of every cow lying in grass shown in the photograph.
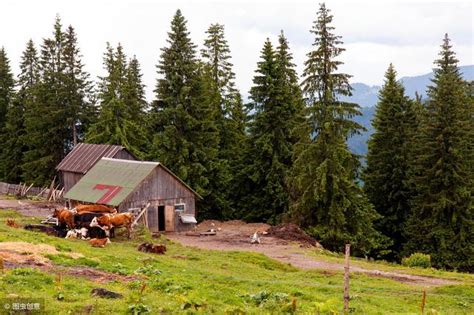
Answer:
[90,212,134,239]
[65,227,89,239]
[89,237,111,248]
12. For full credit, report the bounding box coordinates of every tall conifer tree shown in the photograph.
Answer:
[62,25,95,148]
[201,23,245,218]
[150,10,221,219]
[0,48,16,181]
[1,41,38,183]
[22,17,68,185]
[125,56,148,121]
[289,3,382,254]
[237,36,302,223]
[364,64,418,260]
[405,35,473,271]
[0,48,14,131]
[22,17,94,185]
[86,43,148,158]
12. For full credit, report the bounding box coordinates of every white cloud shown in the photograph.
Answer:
[1,0,472,101]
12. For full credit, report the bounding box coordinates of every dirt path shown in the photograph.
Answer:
[0,198,59,217]
[167,233,459,287]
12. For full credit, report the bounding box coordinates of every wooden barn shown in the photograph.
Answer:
[64,158,200,232]
[56,143,137,193]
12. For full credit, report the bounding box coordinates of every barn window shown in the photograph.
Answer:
[174,203,185,212]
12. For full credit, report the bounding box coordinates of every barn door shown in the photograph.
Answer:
[164,205,175,232]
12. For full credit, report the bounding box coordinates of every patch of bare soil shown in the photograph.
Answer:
[167,221,459,287]
[0,241,83,266]
[267,223,321,248]
[54,266,141,284]
[0,198,60,217]
[1,242,140,284]
[197,220,270,235]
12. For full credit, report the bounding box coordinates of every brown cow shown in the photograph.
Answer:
[91,212,134,239]
[89,237,111,248]
[75,204,117,214]
[52,208,75,229]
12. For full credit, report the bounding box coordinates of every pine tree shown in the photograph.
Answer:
[21,17,95,185]
[125,55,148,121]
[237,36,302,223]
[226,93,249,218]
[86,43,148,158]
[364,64,418,260]
[405,35,473,271]
[150,10,221,219]
[289,3,382,255]
[201,23,244,218]
[22,16,69,185]
[201,23,238,115]
[275,31,305,143]
[0,48,14,131]
[62,25,95,148]
[1,41,38,183]
[0,47,16,181]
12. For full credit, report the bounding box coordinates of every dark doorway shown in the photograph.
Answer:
[158,206,165,231]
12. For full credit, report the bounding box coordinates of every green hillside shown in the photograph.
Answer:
[0,210,472,314]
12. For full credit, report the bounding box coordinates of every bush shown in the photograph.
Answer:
[402,253,431,268]
[127,303,150,314]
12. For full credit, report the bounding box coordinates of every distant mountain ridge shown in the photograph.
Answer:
[347,65,473,156]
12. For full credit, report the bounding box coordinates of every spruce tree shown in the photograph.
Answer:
[0,48,14,132]
[22,17,69,185]
[22,17,95,185]
[201,23,239,115]
[125,55,148,121]
[237,36,302,223]
[275,31,305,142]
[289,3,382,255]
[86,43,148,158]
[201,23,244,218]
[0,48,16,181]
[364,64,418,260]
[62,25,95,147]
[150,10,221,219]
[405,35,473,271]
[226,93,249,218]
[1,41,38,183]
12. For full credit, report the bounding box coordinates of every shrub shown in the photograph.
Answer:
[127,303,150,314]
[402,253,431,268]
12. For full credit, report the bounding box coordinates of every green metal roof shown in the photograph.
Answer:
[64,158,158,206]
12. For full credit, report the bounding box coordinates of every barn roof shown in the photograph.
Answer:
[56,143,136,174]
[64,158,200,206]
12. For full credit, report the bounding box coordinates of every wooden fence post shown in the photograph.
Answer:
[344,244,351,313]
[421,289,426,314]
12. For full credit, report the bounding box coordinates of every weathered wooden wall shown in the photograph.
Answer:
[112,150,136,161]
[120,166,196,232]
[62,172,84,193]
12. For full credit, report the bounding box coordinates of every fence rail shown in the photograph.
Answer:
[0,182,63,201]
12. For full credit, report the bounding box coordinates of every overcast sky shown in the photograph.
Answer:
[2,0,473,101]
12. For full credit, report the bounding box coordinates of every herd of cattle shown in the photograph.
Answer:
[43,204,135,245]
